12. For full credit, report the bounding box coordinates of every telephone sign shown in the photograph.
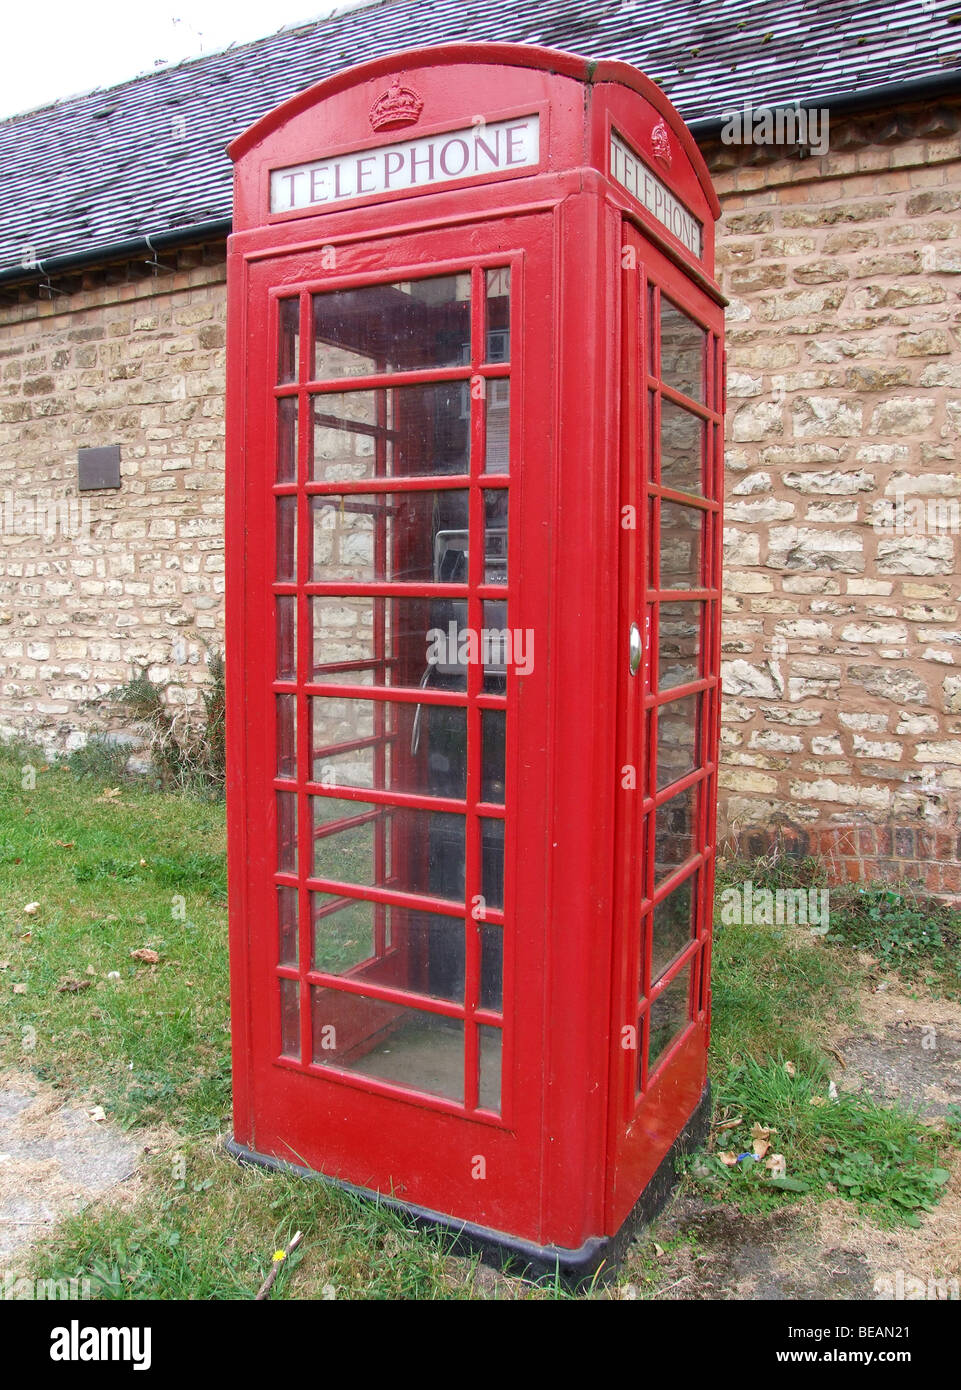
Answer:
[271,115,540,211]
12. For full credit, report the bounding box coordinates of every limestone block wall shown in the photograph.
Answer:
[708,106,961,889]
[0,258,226,753]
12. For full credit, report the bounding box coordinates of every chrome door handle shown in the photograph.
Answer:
[629,622,642,676]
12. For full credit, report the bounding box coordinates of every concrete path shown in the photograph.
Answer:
[0,1072,140,1265]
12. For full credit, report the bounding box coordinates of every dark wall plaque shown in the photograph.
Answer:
[78,446,121,491]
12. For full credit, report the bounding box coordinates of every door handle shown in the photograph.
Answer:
[629,622,642,677]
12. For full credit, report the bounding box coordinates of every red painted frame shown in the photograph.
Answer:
[226,42,723,1259]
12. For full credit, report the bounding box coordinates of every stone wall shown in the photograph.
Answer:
[0,255,226,754]
[708,102,961,888]
[1,105,961,887]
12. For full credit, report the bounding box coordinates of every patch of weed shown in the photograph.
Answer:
[827,883,961,996]
[691,1057,951,1228]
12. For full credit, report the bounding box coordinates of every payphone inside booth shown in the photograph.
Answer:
[226,42,724,1278]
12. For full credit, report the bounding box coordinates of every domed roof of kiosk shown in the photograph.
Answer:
[228,41,721,219]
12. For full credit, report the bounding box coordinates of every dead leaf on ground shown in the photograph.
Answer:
[57,977,93,994]
[717,1151,738,1167]
[53,840,75,849]
[99,787,122,801]
[130,948,160,964]
[23,902,40,915]
[783,1061,796,1077]
[12,983,27,994]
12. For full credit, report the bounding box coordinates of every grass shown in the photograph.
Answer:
[28,1140,489,1301]
[2,753,959,1297]
[700,848,960,1229]
[709,886,860,1080]
[0,741,230,1133]
[691,1056,954,1229]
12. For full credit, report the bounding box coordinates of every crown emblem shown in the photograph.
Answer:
[369,78,424,132]
[651,119,672,167]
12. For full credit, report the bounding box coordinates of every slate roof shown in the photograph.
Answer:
[1,0,960,279]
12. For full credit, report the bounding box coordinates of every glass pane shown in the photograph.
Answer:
[653,784,698,886]
[310,697,467,799]
[656,695,699,791]
[659,501,702,590]
[278,886,298,968]
[425,600,470,689]
[647,496,656,587]
[481,818,504,911]
[658,602,702,691]
[311,384,469,483]
[276,495,297,582]
[484,489,508,583]
[651,875,695,983]
[481,709,506,804]
[276,791,298,873]
[485,379,510,474]
[276,595,297,681]
[311,596,469,693]
[276,693,297,778]
[310,990,464,1102]
[660,299,705,402]
[277,396,298,482]
[311,490,470,584]
[311,892,376,975]
[485,268,510,363]
[311,797,466,904]
[313,274,470,379]
[277,297,300,384]
[279,977,300,1057]
[478,1023,502,1112]
[647,388,657,485]
[311,796,387,887]
[482,599,521,688]
[648,961,693,1076]
[316,903,466,1003]
[480,925,503,1012]
[660,399,704,497]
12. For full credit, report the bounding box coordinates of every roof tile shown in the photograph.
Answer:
[1,0,958,273]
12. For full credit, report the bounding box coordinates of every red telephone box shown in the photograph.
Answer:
[225,42,724,1278]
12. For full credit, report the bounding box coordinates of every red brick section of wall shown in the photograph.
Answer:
[723,821,961,895]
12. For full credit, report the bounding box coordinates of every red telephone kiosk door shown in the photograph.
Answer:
[229,213,557,1243]
[608,224,724,1228]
